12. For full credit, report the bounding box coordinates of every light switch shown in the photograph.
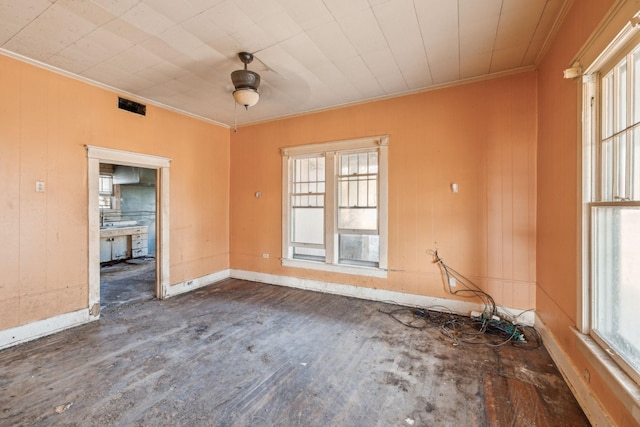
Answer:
[35,181,45,192]
[451,183,458,193]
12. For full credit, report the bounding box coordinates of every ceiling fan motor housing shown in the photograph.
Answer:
[231,69,260,91]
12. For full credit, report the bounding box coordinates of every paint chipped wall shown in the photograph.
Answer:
[0,54,230,330]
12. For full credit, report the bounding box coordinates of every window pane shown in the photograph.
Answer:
[602,140,613,201]
[99,195,112,209]
[358,178,370,206]
[300,158,309,181]
[292,207,324,244]
[99,175,113,194]
[339,234,379,265]
[291,155,325,245]
[358,153,368,174]
[316,157,325,179]
[293,247,325,261]
[603,72,614,138]
[616,134,627,199]
[369,180,378,205]
[633,127,640,200]
[339,207,377,230]
[593,206,640,375]
[617,59,628,133]
[368,152,379,173]
[348,154,358,175]
[338,151,379,230]
[634,49,640,125]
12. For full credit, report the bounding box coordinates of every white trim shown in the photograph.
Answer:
[281,135,389,156]
[86,145,171,168]
[281,135,389,273]
[88,157,101,316]
[281,258,387,278]
[575,329,640,424]
[583,18,640,76]
[579,3,640,386]
[281,156,291,261]
[231,269,535,325]
[535,315,624,426]
[377,143,389,271]
[0,270,535,349]
[158,167,171,299]
[0,309,92,350]
[572,1,640,70]
[579,74,597,334]
[164,269,231,298]
[86,146,171,310]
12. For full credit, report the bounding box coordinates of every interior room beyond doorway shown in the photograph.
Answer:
[99,163,157,311]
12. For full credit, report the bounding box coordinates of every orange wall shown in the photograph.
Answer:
[536,1,639,425]
[230,72,537,309]
[0,54,230,330]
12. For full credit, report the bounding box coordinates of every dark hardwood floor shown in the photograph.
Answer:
[0,278,589,426]
[100,257,156,311]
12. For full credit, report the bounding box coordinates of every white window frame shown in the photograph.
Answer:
[281,135,388,278]
[580,9,640,407]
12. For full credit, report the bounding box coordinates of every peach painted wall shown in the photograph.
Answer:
[536,1,639,425]
[0,54,230,331]
[230,71,537,310]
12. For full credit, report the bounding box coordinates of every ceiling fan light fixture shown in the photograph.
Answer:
[233,88,260,109]
[231,52,261,109]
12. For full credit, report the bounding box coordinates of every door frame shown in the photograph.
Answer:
[87,145,171,318]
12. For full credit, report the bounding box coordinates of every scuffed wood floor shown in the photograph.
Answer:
[0,279,589,426]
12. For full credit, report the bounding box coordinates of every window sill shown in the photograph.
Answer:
[282,258,387,278]
[573,329,640,422]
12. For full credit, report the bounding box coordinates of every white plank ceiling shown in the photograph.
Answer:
[0,0,568,126]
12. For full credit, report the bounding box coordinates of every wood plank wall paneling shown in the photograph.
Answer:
[230,72,537,310]
[0,53,230,330]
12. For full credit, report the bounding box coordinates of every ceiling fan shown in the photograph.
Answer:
[227,49,312,128]
[230,52,261,110]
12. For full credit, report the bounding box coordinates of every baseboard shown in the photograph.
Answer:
[535,315,615,426]
[0,269,535,351]
[230,269,535,325]
[165,269,231,298]
[0,309,91,351]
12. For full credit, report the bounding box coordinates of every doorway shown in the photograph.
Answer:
[99,163,157,311]
[87,146,171,319]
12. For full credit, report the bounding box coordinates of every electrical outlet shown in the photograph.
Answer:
[448,277,456,287]
[262,253,269,259]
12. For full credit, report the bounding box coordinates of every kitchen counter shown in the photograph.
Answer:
[100,225,149,263]
[100,225,148,238]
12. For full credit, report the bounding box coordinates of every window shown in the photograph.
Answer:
[99,175,114,209]
[282,136,388,277]
[584,30,640,385]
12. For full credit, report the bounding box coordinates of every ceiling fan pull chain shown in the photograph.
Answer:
[234,102,238,134]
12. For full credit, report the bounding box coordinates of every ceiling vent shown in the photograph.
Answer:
[118,97,146,116]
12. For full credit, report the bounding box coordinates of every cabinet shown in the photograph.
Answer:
[99,226,148,263]
[131,233,148,258]
[100,235,129,262]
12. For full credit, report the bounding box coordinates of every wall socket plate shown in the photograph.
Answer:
[449,277,456,287]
